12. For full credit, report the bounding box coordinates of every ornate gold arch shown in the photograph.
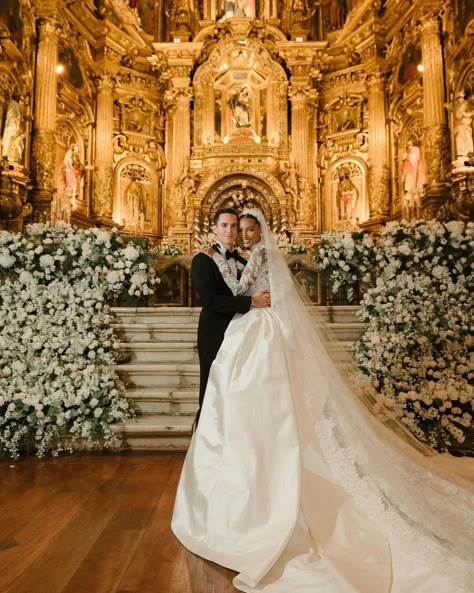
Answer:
[195,169,286,231]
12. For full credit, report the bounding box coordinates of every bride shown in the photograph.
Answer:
[171,208,473,593]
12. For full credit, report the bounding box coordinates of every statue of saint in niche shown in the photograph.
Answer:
[453,92,474,159]
[1,100,25,163]
[126,172,148,230]
[401,138,426,218]
[222,0,255,18]
[64,143,84,201]
[336,170,359,221]
[228,85,251,128]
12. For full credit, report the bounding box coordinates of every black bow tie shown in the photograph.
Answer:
[225,249,239,260]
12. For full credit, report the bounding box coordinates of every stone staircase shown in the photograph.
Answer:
[111,306,364,451]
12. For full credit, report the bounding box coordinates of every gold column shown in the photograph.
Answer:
[31,17,59,220]
[165,87,192,234]
[93,72,114,221]
[367,72,390,220]
[193,85,203,147]
[289,86,316,229]
[169,88,192,182]
[204,82,215,146]
[420,13,451,212]
[266,81,279,145]
[290,87,310,178]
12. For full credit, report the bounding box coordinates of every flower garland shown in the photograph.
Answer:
[0,222,159,458]
[317,220,473,451]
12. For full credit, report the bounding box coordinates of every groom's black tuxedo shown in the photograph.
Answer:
[192,247,250,422]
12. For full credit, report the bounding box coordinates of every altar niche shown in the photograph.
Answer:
[192,38,288,152]
[114,161,160,235]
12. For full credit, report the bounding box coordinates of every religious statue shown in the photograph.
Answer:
[126,172,147,229]
[1,100,25,163]
[298,176,315,225]
[64,144,84,201]
[337,109,356,132]
[222,0,255,19]
[322,0,346,30]
[401,138,425,218]
[177,164,199,224]
[228,85,251,128]
[453,92,474,160]
[335,170,359,221]
[280,161,299,224]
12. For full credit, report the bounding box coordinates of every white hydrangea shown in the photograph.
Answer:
[319,219,473,451]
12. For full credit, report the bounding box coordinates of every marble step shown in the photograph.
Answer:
[327,341,354,363]
[326,322,365,341]
[114,320,363,344]
[113,323,198,343]
[116,415,193,450]
[316,305,360,324]
[111,306,201,325]
[117,342,198,363]
[127,387,198,415]
[115,363,200,388]
[111,305,361,325]
[117,341,353,364]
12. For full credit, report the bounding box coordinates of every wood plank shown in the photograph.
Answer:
[61,457,174,593]
[0,452,239,593]
[5,462,131,593]
[115,457,185,593]
[0,456,126,590]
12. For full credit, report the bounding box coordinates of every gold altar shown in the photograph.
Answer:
[0,1,473,246]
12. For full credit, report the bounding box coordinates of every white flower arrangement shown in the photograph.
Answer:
[316,229,375,300]
[0,222,160,459]
[317,220,473,451]
[160,241,184,256]
[286,243,308,255]
[0,222,159,298]
[277,232,308,255]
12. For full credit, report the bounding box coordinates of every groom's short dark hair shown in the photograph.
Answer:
[213,207,239,226]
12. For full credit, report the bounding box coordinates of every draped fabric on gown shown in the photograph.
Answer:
[172,211,473,593]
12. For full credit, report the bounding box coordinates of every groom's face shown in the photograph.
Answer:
[213,213,239,250]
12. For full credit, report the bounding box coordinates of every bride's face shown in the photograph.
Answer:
[239,217,261,248]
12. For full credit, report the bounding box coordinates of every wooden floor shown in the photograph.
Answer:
[0,452,238,593]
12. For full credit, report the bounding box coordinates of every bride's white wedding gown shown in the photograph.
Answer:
[171,218,473,593]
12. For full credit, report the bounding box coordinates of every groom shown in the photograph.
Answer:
[191,207,270,426]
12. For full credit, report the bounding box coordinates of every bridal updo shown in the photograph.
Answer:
[239,212,260,225]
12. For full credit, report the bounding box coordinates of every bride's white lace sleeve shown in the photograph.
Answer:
[212,245,267,296]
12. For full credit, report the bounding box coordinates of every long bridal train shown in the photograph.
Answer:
[171,210,473,593]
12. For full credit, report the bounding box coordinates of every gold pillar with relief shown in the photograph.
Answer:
[30,16,59,221]
[420,13,451,214]
[170,88,192,183]
[289,86,316,229]
[367,71,390,220]
[93,72,115,222]
[165,86,193,235]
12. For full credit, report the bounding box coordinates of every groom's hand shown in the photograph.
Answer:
[251,290,271,308]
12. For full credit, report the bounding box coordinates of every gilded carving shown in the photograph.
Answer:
[38,18,60,41]
[96,72,115,93]
[116,163,157,233]
[31,129,57,189]
[93,165,113,218]
[0,73,15,102]
[368,165,390,218]
[424,125,451,186]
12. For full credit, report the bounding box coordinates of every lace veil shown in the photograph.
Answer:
[241,208,473,588]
